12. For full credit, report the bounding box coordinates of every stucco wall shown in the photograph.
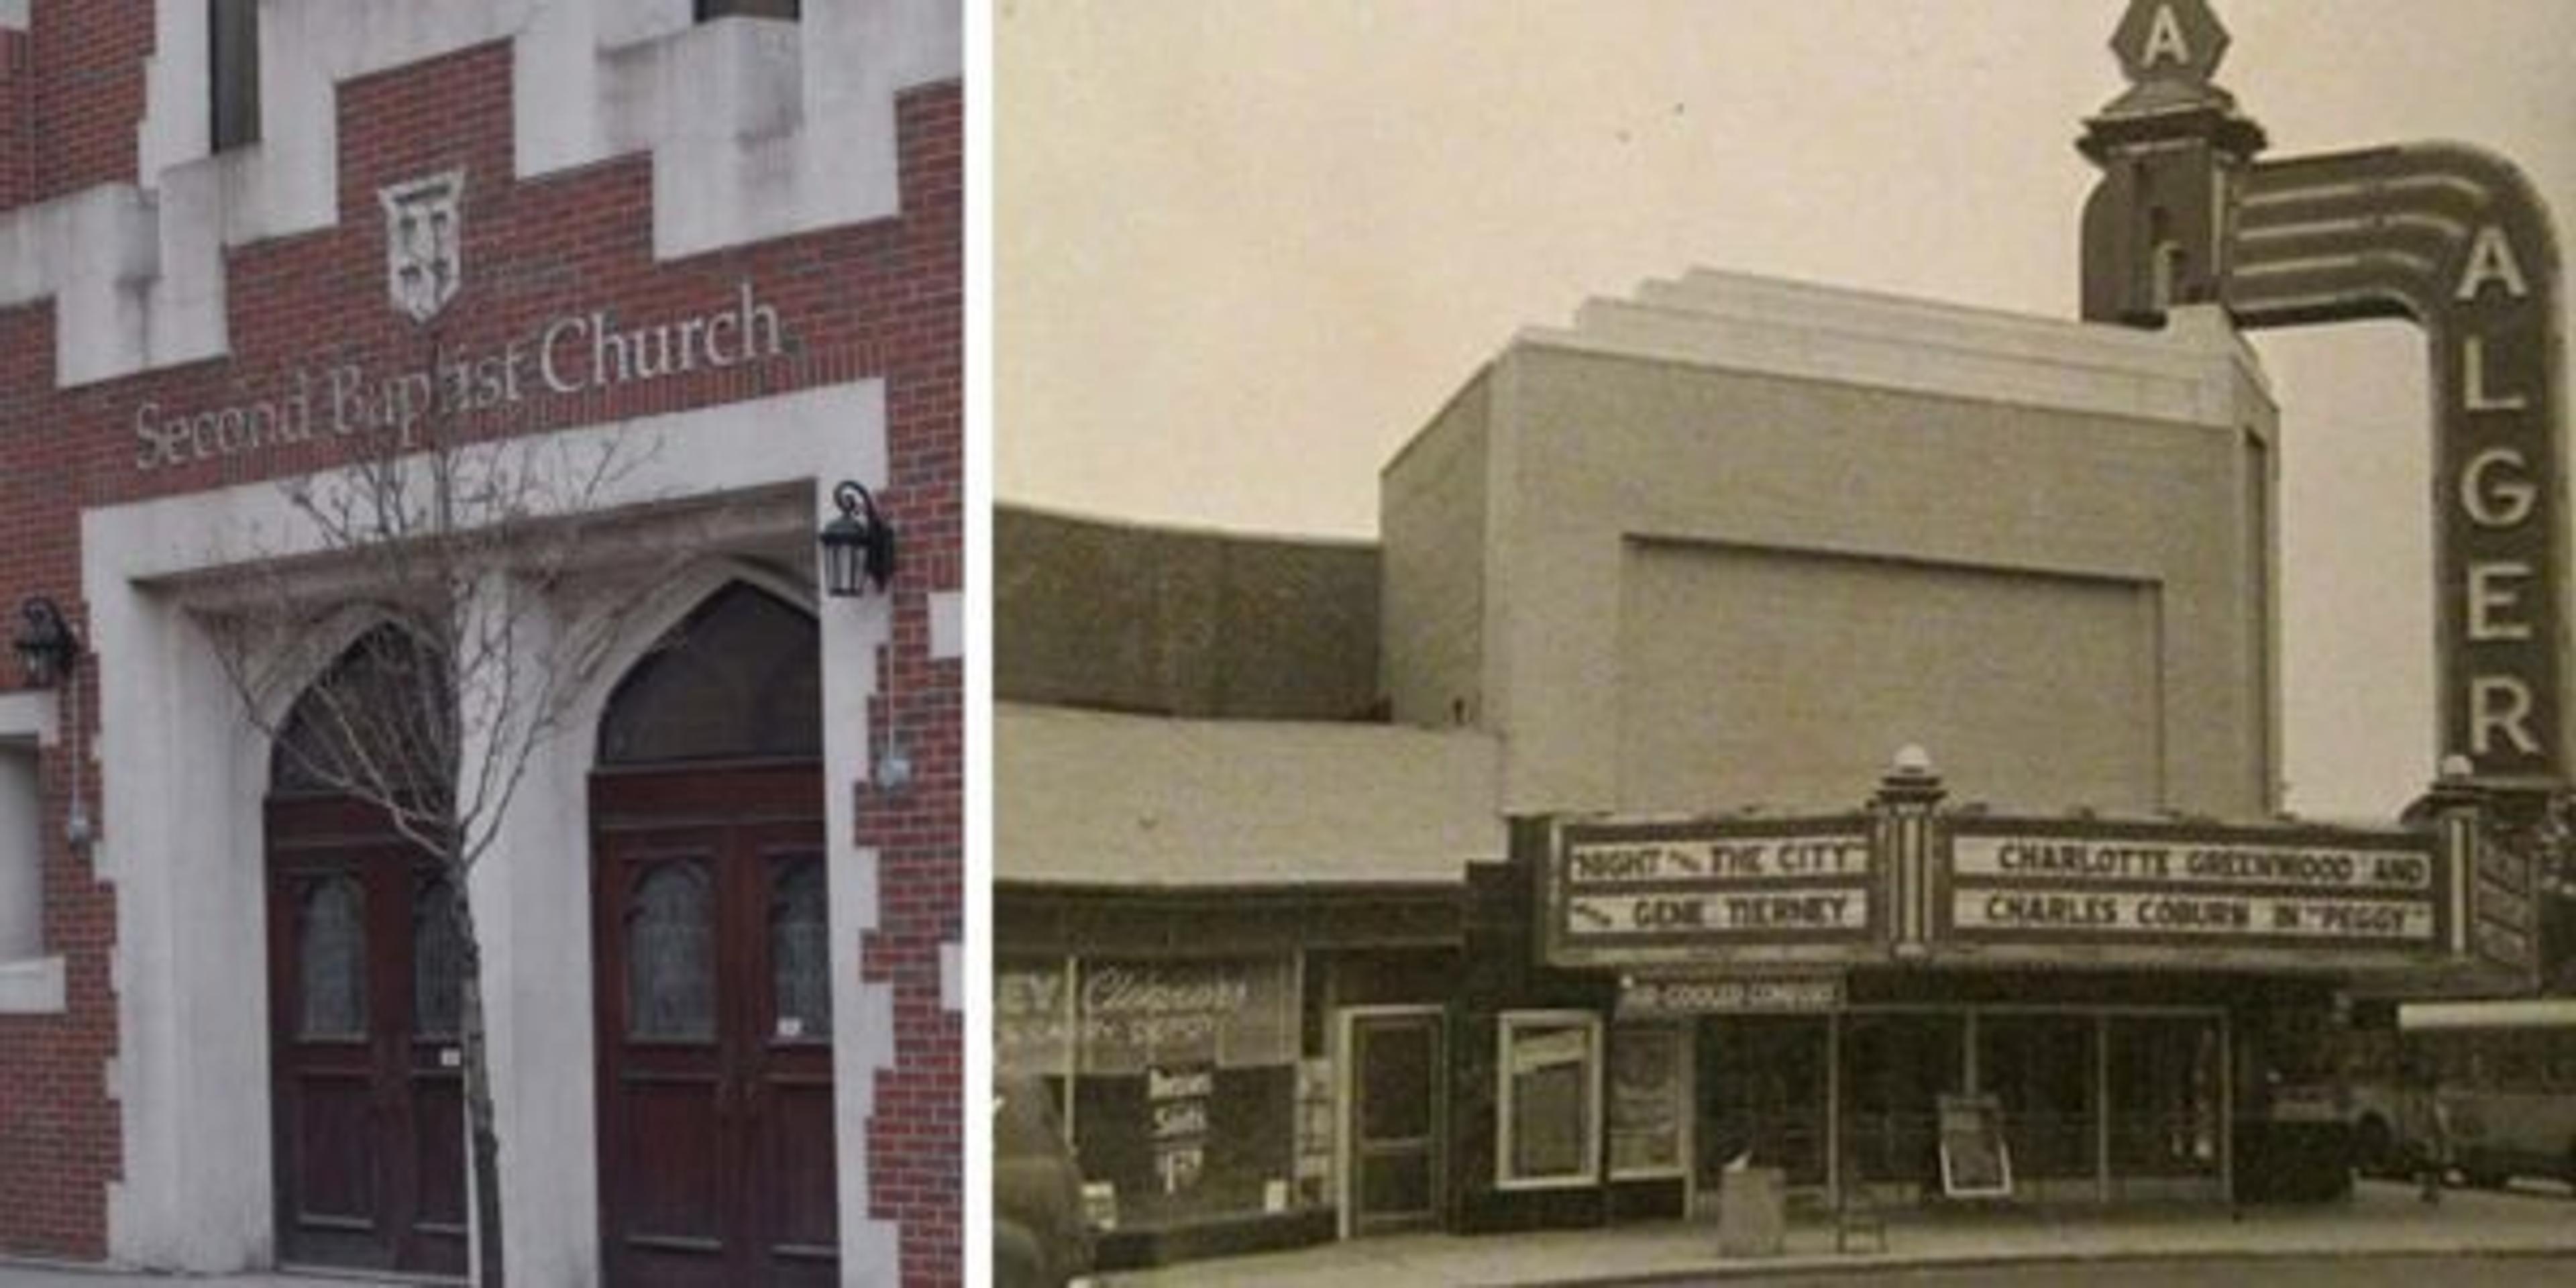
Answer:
[1617,541,2160,812]
[1380,370,1492,729]
[1455,274,2277,818]
[996,702,1500,886]
[996,507,1381,720]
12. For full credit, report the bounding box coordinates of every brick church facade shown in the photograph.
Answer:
[0,3,961,1283]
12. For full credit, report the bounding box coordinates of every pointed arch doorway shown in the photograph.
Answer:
[263,625,469,1277]
[591,581,839,1287]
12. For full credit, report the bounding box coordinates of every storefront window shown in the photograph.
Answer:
[996,960,1075,1083]
[1497,1012,1601,1188]
[1698,1016,1829,1187]
[1609,1022,1686,1178]
[991,957,1299,1230]
[1978,1014,2097,1180]
[2108,1014,2221,1177]
[1841,1013,1962,1187]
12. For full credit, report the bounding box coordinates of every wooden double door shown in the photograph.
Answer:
[592,763,839,1287]
[264,795,470,1277]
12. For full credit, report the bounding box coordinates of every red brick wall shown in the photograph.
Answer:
[0,35,962,1282]
[28,0,150,200]
[0,667,114,1260]
[0,25,32,210]
[855,68,965,1288]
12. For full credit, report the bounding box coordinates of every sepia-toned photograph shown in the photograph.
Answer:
[996,2,2576,1285]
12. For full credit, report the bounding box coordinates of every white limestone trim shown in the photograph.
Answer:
[0,691,59,988]
[1,0,960,388]
[1521,274,2272,431]
[0,690,58,747]
[85,380,904,1284]
[0,2,28,33]
[930,588,963,661]
[0,954,64,1014]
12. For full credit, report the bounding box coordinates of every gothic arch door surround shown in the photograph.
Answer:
[263,627,468,1277]
[590,582,838,1287]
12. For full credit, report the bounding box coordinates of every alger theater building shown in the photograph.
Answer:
[0,2,961,1285]
[997,1,2559,1271]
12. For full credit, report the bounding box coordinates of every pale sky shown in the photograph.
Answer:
[995,0,2576,820]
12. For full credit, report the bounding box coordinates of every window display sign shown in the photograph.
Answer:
[1936,1093,2012,1199]
[1944,822,2445,953]
[1047,956,1300,1230]
[1148,1063,1214,1196]
[996,961,1073,1077]
[1609,1023,1686,1177]
[1619,973,1843,1016]
[1547,817,1876,965]
[1075,959,1295,1073]
[1499,1014,1601,1187]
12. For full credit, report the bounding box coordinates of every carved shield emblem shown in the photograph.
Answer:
[380,170,466,324]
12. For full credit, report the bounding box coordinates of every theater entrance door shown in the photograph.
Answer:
[1694,1016,1830,1210]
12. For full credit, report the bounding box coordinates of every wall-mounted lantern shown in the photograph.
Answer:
[13,596,80,690]
[13,596,92,849]
[818,481,896,598]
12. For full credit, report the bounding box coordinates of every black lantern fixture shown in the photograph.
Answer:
[13,596,80,690]
[818,480,896,598]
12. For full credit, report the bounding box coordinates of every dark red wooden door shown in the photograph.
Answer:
[593,763,837,1287]
[265,795,468,1278]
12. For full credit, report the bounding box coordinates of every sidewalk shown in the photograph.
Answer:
[1099,1181,2576,1286]
[0,1273,352,1287]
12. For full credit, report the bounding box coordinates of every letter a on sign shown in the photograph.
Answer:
[2112,0,2226,85]
[2455,225,2532,302]
[2143,5,2192,66]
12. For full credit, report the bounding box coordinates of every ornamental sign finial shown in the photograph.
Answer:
[2110,0,2229,88]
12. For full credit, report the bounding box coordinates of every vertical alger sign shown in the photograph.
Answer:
[2080,0,2569,794]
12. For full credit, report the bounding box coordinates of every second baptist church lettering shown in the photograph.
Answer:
[131,281,786,473]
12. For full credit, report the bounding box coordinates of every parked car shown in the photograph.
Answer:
[995,1076,1093,1288]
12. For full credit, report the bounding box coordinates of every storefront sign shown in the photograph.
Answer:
[1935,1093,2012,1199]
[2222,139,2568,785]
[1945,824,2443,951]
[996,962,1073,1076]
[1073,958,1295,1073]
[2469,824,2541,976]
[129,280,790,472]
[1548,818,1876,965]
[1147,1062,1212,1196]
[1618,973,1843,1016]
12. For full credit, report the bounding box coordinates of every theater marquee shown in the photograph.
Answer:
[1943,823,2443,952]
[1538,803,2522,979]
[1544,816,1876,967]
